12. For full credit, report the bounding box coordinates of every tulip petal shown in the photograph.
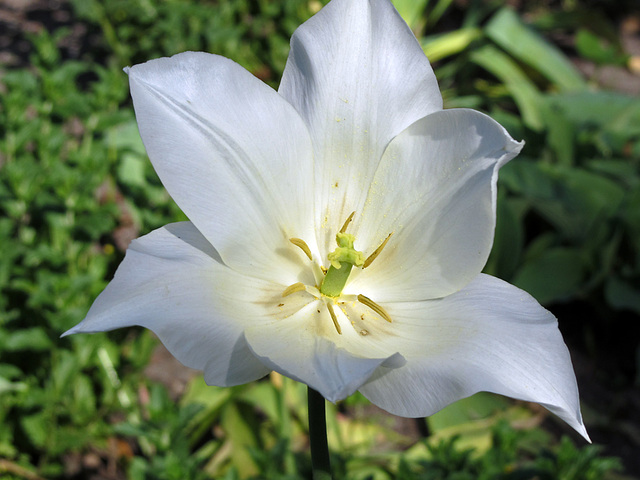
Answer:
[64,222,271,386]
[358,274,589,441]
[349,109,523,301]
[243,303,405,402]
[127,52,316,281]
[279,0,442,255]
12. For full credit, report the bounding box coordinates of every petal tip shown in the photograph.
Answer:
[60,323,83,338]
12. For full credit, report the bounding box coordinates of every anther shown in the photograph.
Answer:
[326,302,342,334]
[363,233,393,268]
[289,238,313,261]
[339,211,356,233]
[282,282,306,297]
[357,294,392,323]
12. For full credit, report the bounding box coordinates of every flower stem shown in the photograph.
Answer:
[308,387,332,480]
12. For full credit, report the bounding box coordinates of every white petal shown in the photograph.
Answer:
[127,52,316,281]
[358,274,589,441]
[64,222,271,386]
[243,301,404,402]
[349,109,523,301]
[279,0,442,256]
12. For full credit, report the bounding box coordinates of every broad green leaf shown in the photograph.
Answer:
[429,0,456,27]
[575,29,627,66]
[484,193,524,280]
[428,393,510,432]
[21,412,49,448]
[486,8,585,91]
[392,0,428,33]
[544,101,575,166]
[0,376,28,394]
[605,276,640,314]
[221,402,261,478]
[72,373,97,422]
[421,28,482,62]
[181,378,237,446]
[2,327,52,352]
[588,159,640,187]
[512,248,586,304]
[470,45,544,130]
[501,161,625,241]
[499,159,556,200]
[547,91,640,138]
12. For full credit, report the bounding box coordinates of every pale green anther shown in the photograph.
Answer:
[320,233,364,297]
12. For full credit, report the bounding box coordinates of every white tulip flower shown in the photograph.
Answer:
[65,0,589,441]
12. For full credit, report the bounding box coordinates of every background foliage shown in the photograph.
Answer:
[1,0,638,478]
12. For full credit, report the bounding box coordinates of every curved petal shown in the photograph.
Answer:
[279,0,442,256]
[127,52,316,281]
[348,109,523,302]
[243,300,404,402]
[64,222,271,386]
[357,274,589,441]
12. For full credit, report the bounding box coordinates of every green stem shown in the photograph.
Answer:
[308,387,332,480]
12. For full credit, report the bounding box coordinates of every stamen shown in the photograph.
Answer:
[282,282,306,297]
[326,302,342,334]
[363,233,393,268]
[339,211,356,233]
[289,237,313,261]
[357,294,392,323]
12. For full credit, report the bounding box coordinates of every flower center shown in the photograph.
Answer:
[283,212,393,335]
[319,232,364,297]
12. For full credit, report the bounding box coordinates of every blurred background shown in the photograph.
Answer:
[1,0,639,478]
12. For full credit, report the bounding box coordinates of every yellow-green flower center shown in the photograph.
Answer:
[284,212,393,335]
[320,233,364,297]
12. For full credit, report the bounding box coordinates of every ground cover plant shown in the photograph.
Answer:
[1,0,638,478]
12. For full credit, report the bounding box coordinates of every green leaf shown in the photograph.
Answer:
[392,0,428,33]
[470,45,544,131]
[0,376,28,394]
[500,161,625,242]
[512,248,586,304]
[72,373,97,421]
[21,412,49,448]
[547,91,640,138]
[428,393,510,432]
[485,8,585,91]
[2,327,52,352]
[544,101,575,166]
[605,276,640,314]
[575,29,626,65]
[421,28,482,62]
[221,402,261,478]
[484,192,524,279]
